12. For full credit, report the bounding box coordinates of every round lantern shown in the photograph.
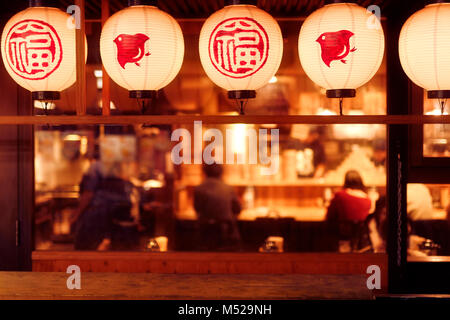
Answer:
[1,2,86,100]
[100,0,184,99]
[298,2,385,99]
[198,0,283,101]
[399,3,450,100]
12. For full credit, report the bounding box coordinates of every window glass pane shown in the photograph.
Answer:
[407,184,450,259]
[423,95,450,157]
[34,124,386,253]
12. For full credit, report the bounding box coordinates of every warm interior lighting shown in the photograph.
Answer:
[100,5,184,93]
[269,76,278,84]
[426,108,449,116]
[332,110,377,139]
[34,101,56,110]
[199,4,283,92]
[94,69,103,89]
[80,136,88,156]
[96,78,103,90]
[261,124,277,129]
[94,69,103,78]
[129,176,165,190]
[230,123,248,155]
[1,7,87,95]
[98,99,117,110]
[63,134,81,142]
[298,3,385,92]
[316,108,337,116]
[143,179,164,190]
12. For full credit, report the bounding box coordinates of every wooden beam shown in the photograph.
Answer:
[75,0,86,116]
[101,0,111,116]
[0,115,450,125]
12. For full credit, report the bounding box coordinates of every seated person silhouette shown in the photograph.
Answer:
[194,163,241,251]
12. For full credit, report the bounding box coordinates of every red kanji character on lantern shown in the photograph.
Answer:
[5,19,62,80]
[209,17,269,79]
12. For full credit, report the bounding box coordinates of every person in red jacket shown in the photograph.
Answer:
[327,170,371,222]
[326,170,372,252]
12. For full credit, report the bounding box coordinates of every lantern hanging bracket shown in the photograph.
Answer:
[436,98,448,115]
[228,90,256,115]
[28,0,59,7]
[237,99,247,115]
[326,89,355,116]
[43,103,52,129]
[138,98,153,114]
[224,0,258,7]
[326,89,356,99]
[228,90,256,100]
[32,91,60,101]
[130,90,158,100]
[427,91,450,115]
[131,90,158,114]
[34,98,53,129]
[128,0,158,7]
[428,90,450,99]
[324,0,358,4]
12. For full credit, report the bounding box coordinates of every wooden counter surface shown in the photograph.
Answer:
[0,272,374,300]
[178,207,447,221]
[178,206,327,221]
[408,256,450,263]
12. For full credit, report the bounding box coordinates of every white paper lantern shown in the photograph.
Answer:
[199,3,283,97]
[1,6,85,99]
[100,4,184,97]
[298,3,385,97]
[399,3,450,99]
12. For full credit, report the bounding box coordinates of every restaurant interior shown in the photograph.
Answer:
[1,0,450,299]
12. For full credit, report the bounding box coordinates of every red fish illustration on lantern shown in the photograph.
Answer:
[114,33,150,69]
[316,30,356,67]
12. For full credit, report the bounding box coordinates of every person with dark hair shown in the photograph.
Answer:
[342,170,367,192]
[193,163,242,251]
[73,161,139,251]
[201,162,223,178]
[327,170,371,221]
[326,170,372,252]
